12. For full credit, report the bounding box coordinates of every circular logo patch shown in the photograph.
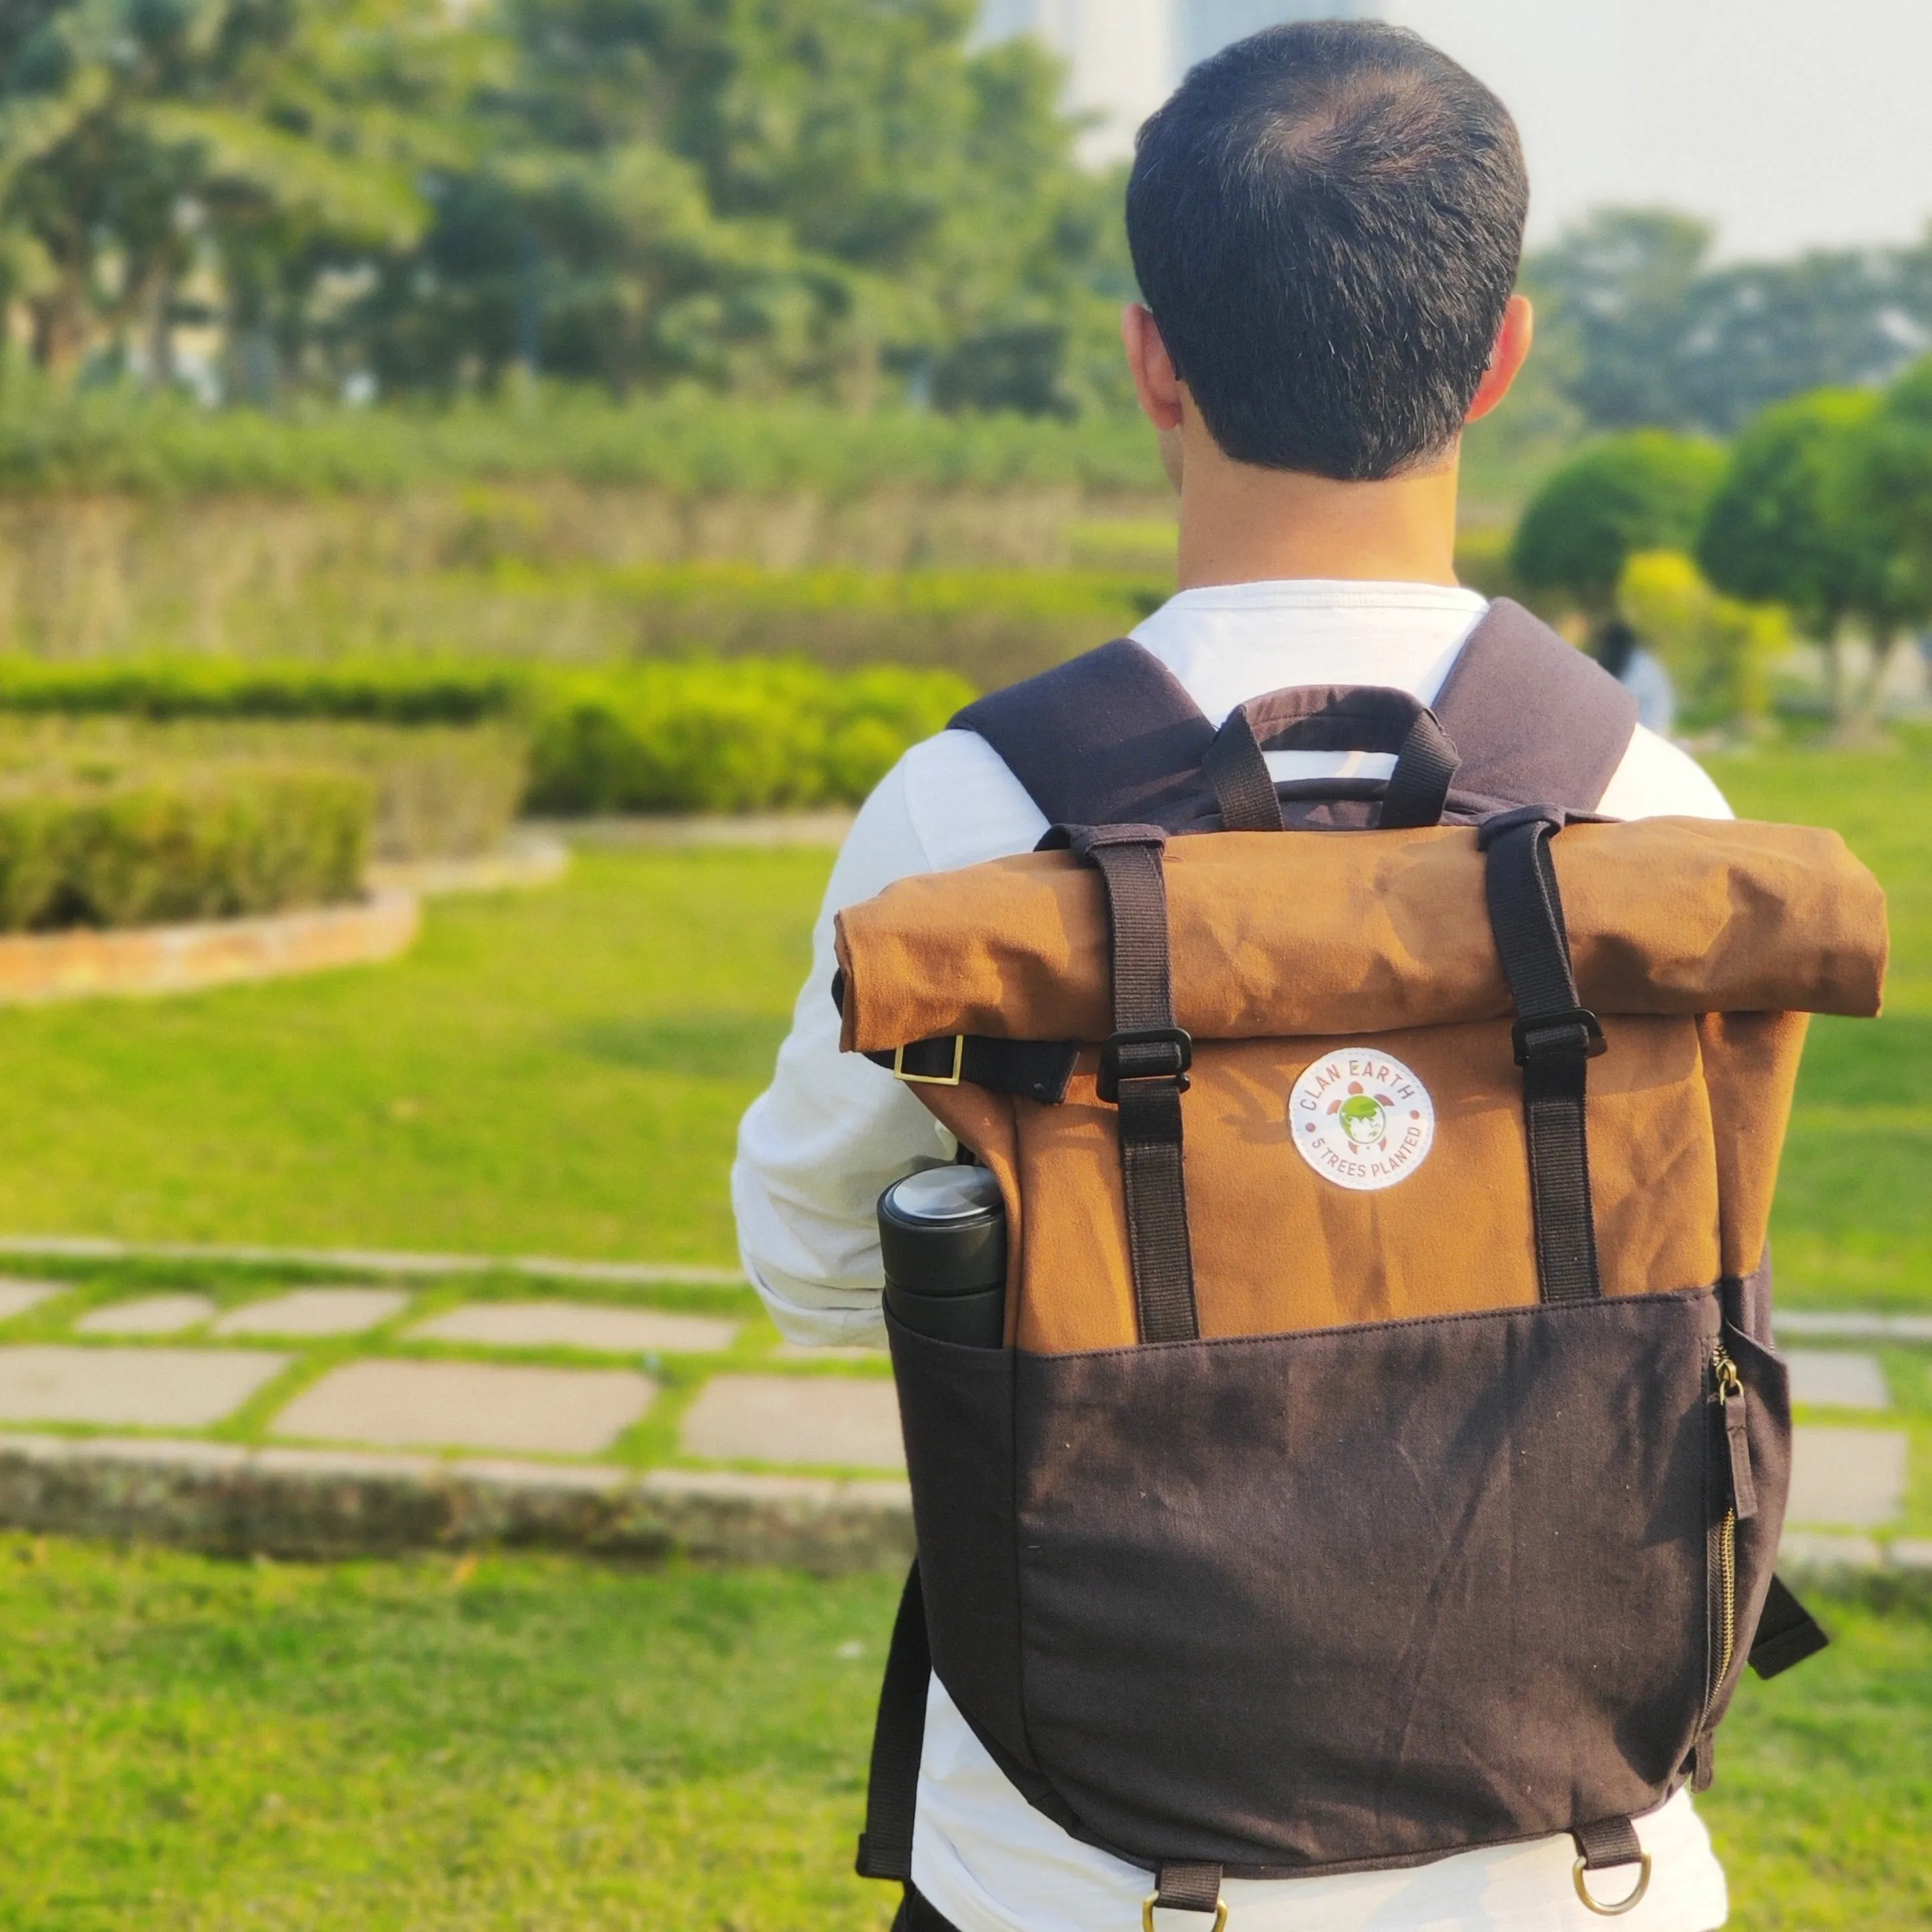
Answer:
[1289,1049,1435,1192]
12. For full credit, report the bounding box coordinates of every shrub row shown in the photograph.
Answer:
[0,557,1155,726]
[0,718,529,863]
[0,386,1164,501]
[525,661,975,814]
[0,657,524,727]
[0,762,372,932]
[0,654,980,815]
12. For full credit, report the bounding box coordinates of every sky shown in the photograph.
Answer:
[980,1,1932,262]
[1385,0,1932,259]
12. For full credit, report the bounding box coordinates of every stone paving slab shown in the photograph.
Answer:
[1,1235,740,1287]
[680,1374,905,1469]
[411,1300,738,1355]
[0,1347,289,1427]
[1787,1425,1909,1528]
[1776,1310,1932,1343]
[214,1288,411,1338]
[75,1293,217,1337]
[1779,1530,1885,1570]
[0,1279,59,1322]
[1785,1349,1891,1410]
[272,1359,656,1456]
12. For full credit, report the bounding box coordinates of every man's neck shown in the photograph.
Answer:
[1172,433,1463,592]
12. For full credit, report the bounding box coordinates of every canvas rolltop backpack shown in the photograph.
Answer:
[835,601,1888,1925]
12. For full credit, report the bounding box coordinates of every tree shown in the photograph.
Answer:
[1619,549,1786,729]
[1525,207,1932,436]
[356,0,1122,407]
[1696,391,1901,723]
[1523,208,1712,431]
[1829,358,1932,728]
[1670,249,1932,435]
[0,0,452,391]
[0,0,1126,411]
[1511,431,1727,621]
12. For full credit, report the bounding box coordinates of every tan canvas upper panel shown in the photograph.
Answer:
[836,818,1886,1053]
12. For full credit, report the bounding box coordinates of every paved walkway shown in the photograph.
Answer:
[0,1264,1923,1566]
[0,1268,903,1470]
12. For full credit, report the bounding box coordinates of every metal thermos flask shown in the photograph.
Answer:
[877,1165,1007,1347]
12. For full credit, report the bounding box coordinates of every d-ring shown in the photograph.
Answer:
[1142,1895,1229,1932]
[1572,1852,1652,1917]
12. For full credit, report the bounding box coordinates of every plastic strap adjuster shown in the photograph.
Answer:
[1512,1007,1606,1066]
[1097,1025,1193,1104]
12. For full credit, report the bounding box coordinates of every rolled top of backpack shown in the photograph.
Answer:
[834,816,1885,1055]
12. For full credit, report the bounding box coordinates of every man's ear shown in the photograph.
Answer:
[1465,294,1534,425]
[1122,304,1184,433]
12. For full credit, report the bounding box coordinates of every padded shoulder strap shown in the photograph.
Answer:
[950,639,1216,830]
[951,600,1640,830]
[1433,599,1638,815]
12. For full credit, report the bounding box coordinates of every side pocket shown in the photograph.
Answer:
[885,1308,1029,1772]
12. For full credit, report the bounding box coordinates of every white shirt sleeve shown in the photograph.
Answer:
[730,759,951,1346]
[730,733,1047,1347]
[1597,724,1733,822]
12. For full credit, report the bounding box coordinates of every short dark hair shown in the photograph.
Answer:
[1126,21,1527,481]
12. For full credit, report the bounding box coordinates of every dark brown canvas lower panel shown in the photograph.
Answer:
[887,1314,1029,1772]
[1002,1288,1756,1873]
[887,1282,1794,1880]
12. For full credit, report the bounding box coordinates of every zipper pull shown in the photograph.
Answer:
[1714,1349,1758,1521]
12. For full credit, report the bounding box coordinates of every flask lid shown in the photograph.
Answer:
[881,1164,1003,1228]
[878,1165,1006,1299]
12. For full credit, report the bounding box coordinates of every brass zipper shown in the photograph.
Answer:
[1703,1347,1745,1718]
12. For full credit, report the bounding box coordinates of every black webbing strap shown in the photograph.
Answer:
[856,1562,931,1883]
[1574,1817,1644,1871]
[865,1035,1081,1106]
[1202,706,1285,831]
[1479,808,1606,1304]
[1748,1574,1831,1679]
[1061,824,1200,1345]
[1380,710,1463,829]
[1154,1862,1226,1917]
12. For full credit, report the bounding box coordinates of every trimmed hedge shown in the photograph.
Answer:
[0,387,1164,501]
[0,763,373,931]
[0,654,979,815]
[0,658,523,728]
[525,661,974,814]
[0,718,523,865]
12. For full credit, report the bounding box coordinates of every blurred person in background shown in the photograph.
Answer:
[1595,615,1678,735]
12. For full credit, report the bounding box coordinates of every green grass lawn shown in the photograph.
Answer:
[0,1537,1921,1932]
[0,847,822,1264]
[0,1536,900,1932]
[1710,748,1932,1316]
[0,747,1927,1927]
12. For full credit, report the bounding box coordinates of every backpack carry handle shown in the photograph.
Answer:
[1204,685,1461,832]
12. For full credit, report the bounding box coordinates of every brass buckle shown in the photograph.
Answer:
[1572,1853,1652,1917]
[1142,1897,1228,1932]
[891,1037,964,1087]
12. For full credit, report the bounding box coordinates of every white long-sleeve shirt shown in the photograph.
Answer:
[733,580,1734,1932]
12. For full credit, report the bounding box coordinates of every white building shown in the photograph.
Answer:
[979,1,1385,163]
